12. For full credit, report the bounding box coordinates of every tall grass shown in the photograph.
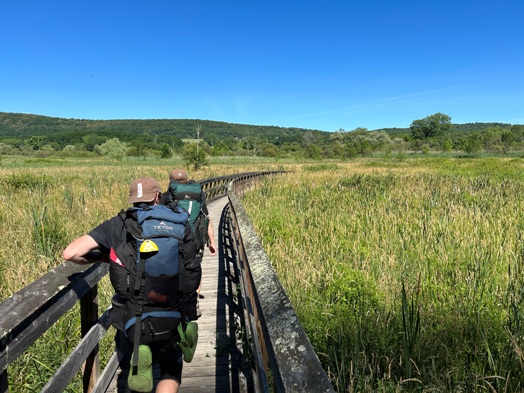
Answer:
[5,155,523,391]
[242,157,524,391]
[0,156,293,392]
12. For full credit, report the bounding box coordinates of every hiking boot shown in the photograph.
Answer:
[128,344,153,392]
[177,322,199,363]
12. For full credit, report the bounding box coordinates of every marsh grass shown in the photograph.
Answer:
[242,157,524,391]
[0,156,293,392]
[6,155,524,391]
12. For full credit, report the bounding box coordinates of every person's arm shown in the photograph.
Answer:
[207,219,216,256]
[62,235,106,264]
[201,197,216,255]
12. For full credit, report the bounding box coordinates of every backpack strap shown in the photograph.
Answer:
[120,207,142,238]
[131,243,148,375]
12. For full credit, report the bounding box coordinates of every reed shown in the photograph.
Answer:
[242,157,524,391]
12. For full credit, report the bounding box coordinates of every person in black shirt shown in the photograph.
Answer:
[63,177,183,393]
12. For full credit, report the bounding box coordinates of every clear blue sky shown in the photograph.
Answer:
[1,0,523,132]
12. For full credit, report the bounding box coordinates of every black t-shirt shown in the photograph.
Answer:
[88,214,127,254]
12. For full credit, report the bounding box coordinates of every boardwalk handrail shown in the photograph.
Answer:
[228,178,335,392]
[0,170,291,392]
[0,261,110,393]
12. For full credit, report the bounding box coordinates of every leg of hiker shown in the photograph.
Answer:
[153,341,183,393]
[197,218,216,300]
[156,379,180,392]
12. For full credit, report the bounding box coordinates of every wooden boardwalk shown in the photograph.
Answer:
[109,197,253,392]
[179,196,252,392]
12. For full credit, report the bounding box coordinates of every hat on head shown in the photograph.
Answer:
[128,177,161,204]
[170,168,188,182]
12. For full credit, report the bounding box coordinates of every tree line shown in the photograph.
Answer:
[0,112,523,160]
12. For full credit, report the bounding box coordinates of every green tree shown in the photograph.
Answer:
[181,143,209,170]
[260,144,279,157]
[243,136,261,156]
[0,143,16,155]
[159,143,173,158]
[6,138,24,149]
[82,134,106,152]
[442,139,453,152]
[26,136,47,150]
[94,138,128,159]
[410,113,452,140]
[342,128,392,156]
[127,140,148,156]
[305,144,322,159]
[464,134,482,155]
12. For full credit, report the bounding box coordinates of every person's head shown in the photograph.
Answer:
[128,176,162,206]
[169,168,188,184]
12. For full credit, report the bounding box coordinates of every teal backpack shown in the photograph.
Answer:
[167,181,209,252]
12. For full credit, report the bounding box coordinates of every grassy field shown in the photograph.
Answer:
[241,157,524,392]
[0,155,292,392]
[2,155,524,391]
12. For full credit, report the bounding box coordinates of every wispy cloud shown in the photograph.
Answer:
[280,89,441,121]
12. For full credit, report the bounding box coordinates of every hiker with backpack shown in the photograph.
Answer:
[166,168,216,257]
[63,176,195,393]
[160,168,217,320]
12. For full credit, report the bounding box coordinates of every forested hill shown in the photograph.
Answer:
[375,122,515,136]
[2,112,523,158]
[0,112,327,144]
[2,112,516,140]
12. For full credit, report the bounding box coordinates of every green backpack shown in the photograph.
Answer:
[168,181,209,252]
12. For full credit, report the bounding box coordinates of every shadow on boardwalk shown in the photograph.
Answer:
[179,198,255,393]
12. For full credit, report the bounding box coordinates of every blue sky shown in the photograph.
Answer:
[1,0,523,132]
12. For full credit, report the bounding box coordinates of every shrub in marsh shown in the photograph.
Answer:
[303,163,340,172]
[1,173,53,191]
[325,265,382,317]
[338,173,398,194]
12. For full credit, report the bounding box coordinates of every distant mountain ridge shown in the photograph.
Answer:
[0,112,326,141]
[0,112,519,141]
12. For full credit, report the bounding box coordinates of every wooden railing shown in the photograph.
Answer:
[227,178,335,392]
[0,170,333,392]
[0,245,119,393]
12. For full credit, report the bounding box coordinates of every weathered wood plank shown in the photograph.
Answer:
[0,262,108,373]
[180,197,232,392]
[92,353,119,393]
[41,311,112,392]
[178,196,255,392]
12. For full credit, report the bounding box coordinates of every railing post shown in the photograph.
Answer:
[0,369,7,393]
[80,285,100,393]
